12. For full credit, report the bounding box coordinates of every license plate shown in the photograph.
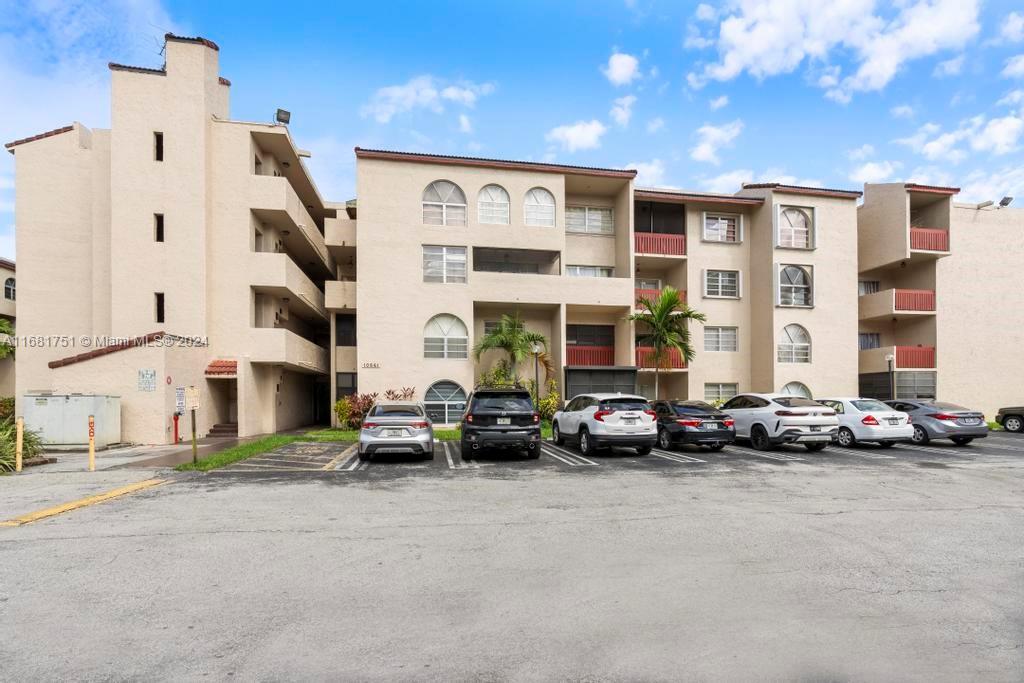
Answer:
[702,422,720,430]
[623,418,637,425]
[383,429,404,437]
[887,418,899,425]
[961,418,980,425]
[810,426,821,432]
[497,417,511,425]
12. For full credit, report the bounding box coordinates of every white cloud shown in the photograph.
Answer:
[970,115,1024,155]
[602,52,641,86]
[690,120,743,165]
[545,120,608,152]
[905,165,957,189]
[698,168,821,194]
[646,117,664,133]
[997,90,1024,106]
[1002,55,1024,79]
[709,95,729,110]
[847,144,875,161]
[1000,12,1024,43]
[628,159,668,187]
[956,166,1024,203]
[687,0,980,102]
[0,176,13,190]
[458,114,472,134]
[610,95,637,127]
[849,160,901,184]
[933,55,964,77]
[684,25,715,50]
[897,112,1024,163]
[891,104,915,119]
[361,76,494,123]
[695,3,718,22]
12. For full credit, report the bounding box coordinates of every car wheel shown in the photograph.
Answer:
[636,445,652,456]
[750,425,772,451]
[951,437,973,446]
[1004,415,1024,433]
[422,443,434,461]
[553,422,565,446]
[578,429,594,457]
[912,425,930,444]
[706,443,726,452]
[657,429,672,450]
[805,442,828,452]
[526,445,540,459]
[836,427,856,447]
[358,451,371,461]
[878,441,896,448]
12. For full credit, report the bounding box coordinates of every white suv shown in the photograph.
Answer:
[720,393,839,452]
[552,393,657,456]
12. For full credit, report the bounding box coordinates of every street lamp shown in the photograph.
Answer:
[530,341,541,406]
[885,353,895,401]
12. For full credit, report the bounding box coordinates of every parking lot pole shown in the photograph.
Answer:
[191,408,197,466]
[88,415,95,472]
[14,416,23,473]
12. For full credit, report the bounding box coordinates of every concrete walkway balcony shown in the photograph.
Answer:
[859,288,936,321]
[250,328,329,375]
[251,252,327,322]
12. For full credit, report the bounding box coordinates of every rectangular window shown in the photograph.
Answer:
[336,372,357,398]
[704,270,740,298]
[484,320,500,336]
[859,332,881,350]
[704,383,738,402]
[154,132,164,161]
[566,324,614,347]
[858,280,880,296]
[154,292,165,323]
[566,206,614,234]
[567,265,613,278]
[154,214,164,242]
[704,326,738,352]
[336,314,356,346]
[635,277,661,290]
[703,213,740,243]
[422,245,467,283]
[423,337,468,359]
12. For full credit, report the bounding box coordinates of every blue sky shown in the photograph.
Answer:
[3,0,1024,259]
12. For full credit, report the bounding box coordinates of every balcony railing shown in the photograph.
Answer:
[896,345,936,368]
[910,227,949,252]
[894,289,936,312]
[635,346,687,369]
[635,232,686,256]
[566,345,615,366]
[634,288,687,307]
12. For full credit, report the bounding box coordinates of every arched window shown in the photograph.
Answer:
[781,381,812,398]
[3,278,13,301]
[778,324,811,363]
[779,265,812,307]
[422,180,467,226]
[423,314,468,359]
[424,380,467,424]
[524,187,555,226]
[478,184,510,225]
[779,207,812,248]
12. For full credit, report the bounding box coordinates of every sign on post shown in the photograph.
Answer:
[185,386,200,465]
[175,386,186,414]
[88,414,96,472]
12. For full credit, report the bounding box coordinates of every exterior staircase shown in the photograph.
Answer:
[207,422,238,438]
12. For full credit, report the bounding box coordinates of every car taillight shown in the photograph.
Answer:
[410,421,429,429]
[362,422,378,429]
[593,409,613,422]
[929,413,959,421]
[723,418,735,428]
[466,414,474,423]
[906,416,912,424]
[644,409,657,418]
[775,410,801,416]
[675,418,702,428]
[822,410,836,416]
[532,412,540,424]
[861,415,879,426]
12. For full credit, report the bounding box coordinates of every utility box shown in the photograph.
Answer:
[23,394,122,450]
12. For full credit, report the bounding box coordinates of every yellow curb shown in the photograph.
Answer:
[1,478,166,527]
[321,443,358,470]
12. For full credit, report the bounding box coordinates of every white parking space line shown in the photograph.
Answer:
[724,446,804,462]
[649,448,706,464]
[968,441,1024,453]
[892,444,974,457]
[542,444,598,467]
[827,446,896,459]
[334,452,362,471]
[442,442,459,470]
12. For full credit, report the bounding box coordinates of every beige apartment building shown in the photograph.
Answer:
[0,257,15,396]
[6,35,1021,444]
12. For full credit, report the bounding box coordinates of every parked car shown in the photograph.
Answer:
[885,399,989,445]
[650,400,735,451]
[359,401,434,460]
[552,393,657,456]
[995,406,1024,433]
[816,397,914,447]
[460,387,542,458]
[720,393,838,451]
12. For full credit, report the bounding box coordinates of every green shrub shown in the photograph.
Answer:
[0,397,13,422]
[527,379,561,421]
[478,359,518,388]
[0,418,43,472]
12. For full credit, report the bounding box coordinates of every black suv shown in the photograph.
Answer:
[650,400,736,451]
[460,387,542,458]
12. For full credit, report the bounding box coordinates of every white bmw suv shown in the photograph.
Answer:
[552,393,658,456]
[720,393,839,452]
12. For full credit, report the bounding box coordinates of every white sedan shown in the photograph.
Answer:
[720,393,839,451]
[817,397,914,447]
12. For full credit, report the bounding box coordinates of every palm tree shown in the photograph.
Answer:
[629,286,706,399]
[0,319,14,360]
[473,312,548,382]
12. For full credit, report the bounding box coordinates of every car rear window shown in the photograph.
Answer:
[931,402,968,411]
[851,399,890,412]
[672,401,716,414]
[773,397,823,408]
[371,405,424,417]
[472,394,533,411]
[600,398,651,411]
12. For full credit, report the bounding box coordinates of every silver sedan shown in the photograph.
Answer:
[885,399,989,446]
[358,401,434,460]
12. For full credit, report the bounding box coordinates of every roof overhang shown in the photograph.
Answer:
[355,147,637,179]
[635,188,764,207]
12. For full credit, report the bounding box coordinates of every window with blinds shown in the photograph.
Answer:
[858,332,881,350]
[705,270,740,298]
[422,245,467,283]
[567,265,613,278]
[704,213,740,243]
[704,383,738,402]
[566,206,614,234]
[704,326,738,352]
[858,280,880,296]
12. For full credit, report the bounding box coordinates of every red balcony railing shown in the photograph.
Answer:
[566,345,615,366]
[634,288,687,307]
[894,289,936,312]
[910,227,949,252]
[896,345,936,368]
[635,346,687,369]
[635,232,686,256]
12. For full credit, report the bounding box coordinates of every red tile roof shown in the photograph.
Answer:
[48,332,166,369]
[205,359,237,376]
[108,62,165,76]
[0,258,15,271]
[355,147,637,179]
[5,125,74,152]
[165,33,220,51]
[635,188,764,205]
[905,183,960,195]
[742,182,863,199]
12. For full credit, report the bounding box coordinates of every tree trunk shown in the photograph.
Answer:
[654,368,660,400]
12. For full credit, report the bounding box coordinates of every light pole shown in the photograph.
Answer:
[885,353,895,401]
[531,341,541,406]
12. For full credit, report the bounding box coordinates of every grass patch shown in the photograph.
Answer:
[176,435,300,472]
[303,421,552,442]
[987,421,1003,431]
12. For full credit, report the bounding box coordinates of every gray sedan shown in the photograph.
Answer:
[358,401,434,460]
[884,399,989,446]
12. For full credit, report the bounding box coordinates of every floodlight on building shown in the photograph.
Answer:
[976,200,994,209]
[275,109,291,124]
[999,196,1013,207]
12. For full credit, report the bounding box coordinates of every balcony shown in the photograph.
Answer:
[325,280,357,311]
[250,175,336,278]
[859,288,936,321]
[249,328,329,375]
[635,232,686,256]
[910,227,949,253]
[567,345,615,366]
[250,252,327,322]
[635,346,687,370]
[859,345,936,373]
[635,288,687,308]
